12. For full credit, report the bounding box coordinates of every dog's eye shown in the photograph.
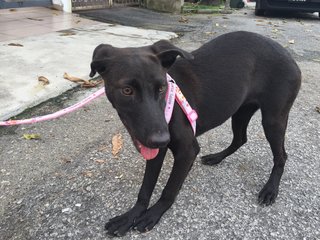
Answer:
[122,87,134,96]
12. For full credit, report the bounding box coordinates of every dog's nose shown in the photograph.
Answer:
[147,132,170,148]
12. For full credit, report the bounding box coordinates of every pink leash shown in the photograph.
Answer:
[0,75,198,134]
[0,88,105,126]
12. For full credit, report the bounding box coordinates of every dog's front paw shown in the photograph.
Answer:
[133,211,160,233]
[105,207,145,237]
[133,205,167,233]
[258,183,278,206]
[105,214,134,237]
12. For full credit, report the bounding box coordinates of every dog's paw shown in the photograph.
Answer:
[133,208,163,233]
[105,207,146,237]
[258,184,278,206]
[201,153,225,165]
[105,214,134,237]
[133,212,161,233]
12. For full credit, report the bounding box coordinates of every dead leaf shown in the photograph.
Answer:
[95,159,106,164]
[255,19,265,22]
[28,17,43,21]
[54,172,63,177]
[63,72,86,82]
[63,72,102,88]
[112,133,123,156]
[179,16,188,23]
[8,43,23,47]
[27,17,43,21]
[288,39,295,44]
[23,134,41,140]
[9,9,17,12]
[316,106,320,113]
[81,81,102,88]
[205,32,215,35]
[59,32,76,36]
[61,158,72,164]
[38,76,50,85]
[82,171,93,178]
[115,174,123,179]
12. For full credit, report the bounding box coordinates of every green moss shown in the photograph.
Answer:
[182,2,224,13]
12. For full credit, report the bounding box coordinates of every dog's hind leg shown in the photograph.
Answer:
[201,104,259,165]
[258,110,289,205]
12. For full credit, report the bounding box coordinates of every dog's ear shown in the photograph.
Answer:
[90,59,109,77]
[152,40,194,69]
[156,50,193,69]
[89,44,114,77]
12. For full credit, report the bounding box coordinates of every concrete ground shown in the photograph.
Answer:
[0,7,176,121]
[1,5,320,240]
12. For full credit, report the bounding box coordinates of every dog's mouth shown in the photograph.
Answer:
[133,138,159,160]
[120,116,167,160]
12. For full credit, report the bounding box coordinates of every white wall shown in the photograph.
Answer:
[52,0,72,12]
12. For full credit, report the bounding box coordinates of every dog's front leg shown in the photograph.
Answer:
[133,136,200,233]
[105,148,167,236]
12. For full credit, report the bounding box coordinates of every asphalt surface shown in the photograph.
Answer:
[77,6,210,33]
[1,6,320,240]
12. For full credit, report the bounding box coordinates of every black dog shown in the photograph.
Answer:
[89,31,301,236]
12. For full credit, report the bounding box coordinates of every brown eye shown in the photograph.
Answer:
[122,87,133,96]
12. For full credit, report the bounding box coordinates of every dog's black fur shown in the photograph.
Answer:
[90,31,301,236]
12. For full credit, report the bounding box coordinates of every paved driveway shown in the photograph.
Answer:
[1,7,319,240]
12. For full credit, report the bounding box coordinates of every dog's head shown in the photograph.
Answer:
[89,40,193,159]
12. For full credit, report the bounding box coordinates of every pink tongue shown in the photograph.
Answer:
[140,145,159,160]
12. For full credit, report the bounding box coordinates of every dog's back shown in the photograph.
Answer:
[169,31,301,134]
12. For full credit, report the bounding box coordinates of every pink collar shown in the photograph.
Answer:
[165,74,198,135]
